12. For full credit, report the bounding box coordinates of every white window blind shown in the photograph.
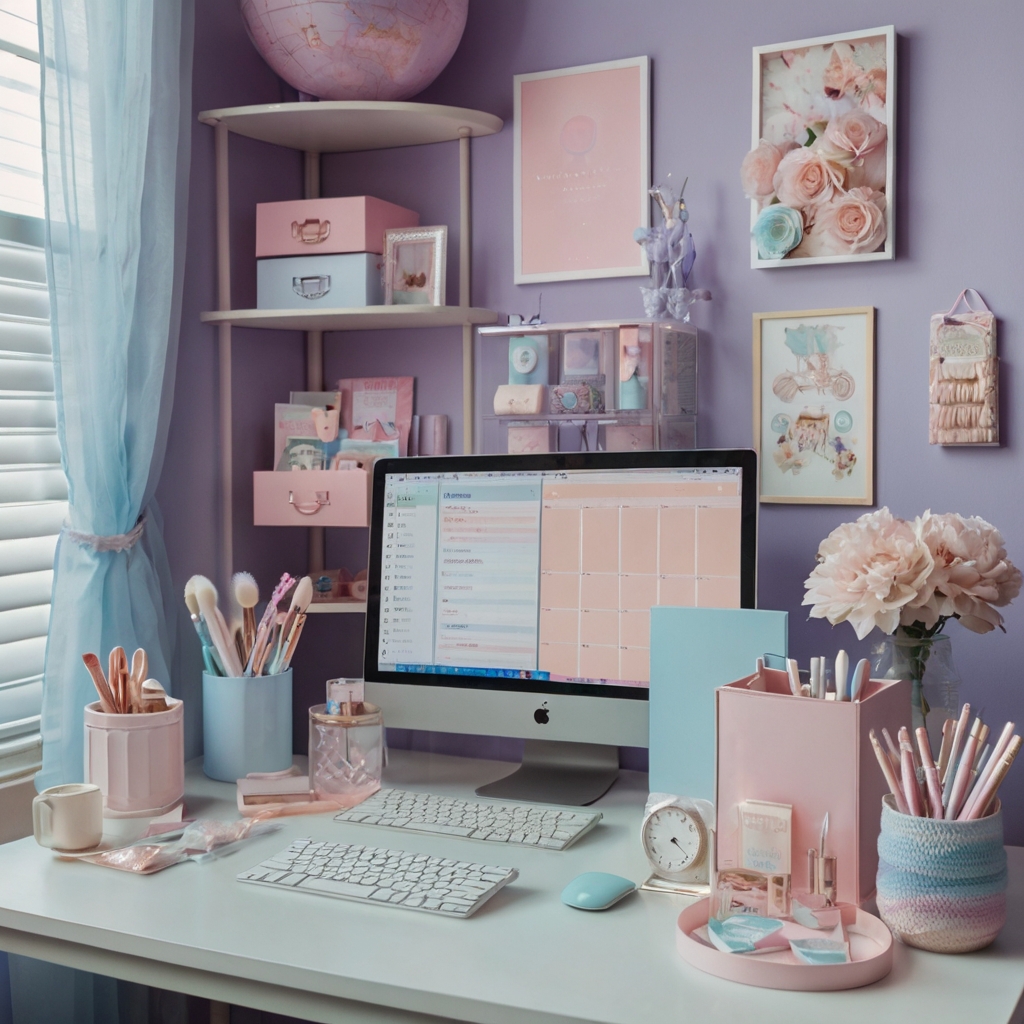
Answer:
[0,0,63,783]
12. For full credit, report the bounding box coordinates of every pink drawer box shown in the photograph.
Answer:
[255,196,419,258]
[715,667,911,907]
[254,469,369,527]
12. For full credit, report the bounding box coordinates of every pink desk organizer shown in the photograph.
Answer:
[255,196,419,258]
[715,668,910,907]
[253,468,370,527]
[84,699,184,818]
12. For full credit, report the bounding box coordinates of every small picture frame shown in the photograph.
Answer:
[753,307,874,505]
[384,226,447,306]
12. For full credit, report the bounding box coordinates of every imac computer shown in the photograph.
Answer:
[363,448,758,805]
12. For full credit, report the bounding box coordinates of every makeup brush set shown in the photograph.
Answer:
[185,572,312,679]
[81,647,171,714]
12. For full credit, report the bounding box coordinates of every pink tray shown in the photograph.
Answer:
[675,899,892,991]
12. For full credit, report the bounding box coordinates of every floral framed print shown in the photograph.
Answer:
[754,307,874,504]
[384,226,447,306]
[514,56,650,283]
[745,26,895,268]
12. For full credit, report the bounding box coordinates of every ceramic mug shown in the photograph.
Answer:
[32,783,103,851]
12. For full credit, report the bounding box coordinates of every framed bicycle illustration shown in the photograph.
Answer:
[753,307,874,504]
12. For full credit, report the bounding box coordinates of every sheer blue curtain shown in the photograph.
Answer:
[34,0,194,790]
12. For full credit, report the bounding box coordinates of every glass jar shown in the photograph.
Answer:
[308,702,383,807]
[871,631,961,750]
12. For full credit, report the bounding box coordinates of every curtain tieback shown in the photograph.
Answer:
[64,512,146,553]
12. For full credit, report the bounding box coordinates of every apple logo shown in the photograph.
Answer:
[534,702,550,725]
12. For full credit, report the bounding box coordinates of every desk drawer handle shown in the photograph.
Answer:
[289,490,330,515]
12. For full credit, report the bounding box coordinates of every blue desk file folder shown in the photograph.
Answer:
[648,608,788,801]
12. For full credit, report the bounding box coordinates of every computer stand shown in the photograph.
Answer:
[475,740,620,806]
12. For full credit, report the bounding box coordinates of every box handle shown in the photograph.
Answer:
[289,490,330,516]
[291,218,331,244]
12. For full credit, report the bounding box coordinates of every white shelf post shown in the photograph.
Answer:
[215,123,233,595]
[459,128,473,454]
[304,148,326,574]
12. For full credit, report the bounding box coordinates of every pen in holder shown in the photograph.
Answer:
[203,670,293,782]
[309,702,383,807]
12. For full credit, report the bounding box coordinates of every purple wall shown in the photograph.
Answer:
[160,1,1024,841]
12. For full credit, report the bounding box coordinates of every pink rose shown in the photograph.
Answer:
[741,139,796,202]
[824,110,887,158]
[811,187,887,255]
[772,147,844,212]
[903,512,1023,633]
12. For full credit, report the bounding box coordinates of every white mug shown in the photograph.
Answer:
[32,783,103,851]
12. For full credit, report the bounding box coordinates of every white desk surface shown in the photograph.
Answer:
[0,750,1022,1024]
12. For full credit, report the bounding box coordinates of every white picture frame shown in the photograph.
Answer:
[754,307,875,505]
[384,226,447,306]
[750,26,896,269]
[514,56,650,284]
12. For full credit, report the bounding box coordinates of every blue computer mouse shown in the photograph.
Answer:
[560,872,636,911]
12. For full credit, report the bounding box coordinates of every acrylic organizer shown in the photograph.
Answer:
[876,794,1007,953]
[84,698,184,818]
[715,666,911,907]
[203,670,293,782]
[308,702,383,807]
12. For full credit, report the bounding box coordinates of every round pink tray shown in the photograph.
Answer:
[676,899,893,991]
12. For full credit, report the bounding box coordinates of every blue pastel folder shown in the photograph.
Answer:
[648,607,788,801]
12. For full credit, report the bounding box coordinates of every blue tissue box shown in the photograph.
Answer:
[256,253,384,309]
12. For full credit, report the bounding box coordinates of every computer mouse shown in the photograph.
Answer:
[560,872,636,911]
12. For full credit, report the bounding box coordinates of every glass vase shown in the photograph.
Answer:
[871,631,961,750]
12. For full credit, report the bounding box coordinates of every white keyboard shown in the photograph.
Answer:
[334,788,602,850]
[237,838,517,918]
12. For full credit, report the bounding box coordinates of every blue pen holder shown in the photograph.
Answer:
[202,670,293,782]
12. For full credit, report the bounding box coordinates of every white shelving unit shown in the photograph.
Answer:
[199,101,503,602]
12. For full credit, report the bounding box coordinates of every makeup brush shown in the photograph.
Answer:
[271,576,313,673]
[185,576,223,675]
[193,576,244,677]
[141,679,171,713]
[232,571,259,659]
[129,648,147,713]
[82,653,117,714]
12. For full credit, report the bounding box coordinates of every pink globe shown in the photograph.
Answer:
[240,0,469,102]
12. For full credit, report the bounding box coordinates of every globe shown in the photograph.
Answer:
[239,0,469,102]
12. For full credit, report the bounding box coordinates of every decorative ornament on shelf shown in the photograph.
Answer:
[633,176,710,321]
[803,508,1022,740]
[239,0,469,102]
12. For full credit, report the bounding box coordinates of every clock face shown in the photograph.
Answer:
[642,805,706,879]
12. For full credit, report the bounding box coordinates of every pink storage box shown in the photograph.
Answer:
[255,196,419,258]
[84,699,184,818]
[715,668,911,907]
[254,469,369,527]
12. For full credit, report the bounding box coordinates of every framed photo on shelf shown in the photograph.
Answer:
[753,307,874,505]
[383,226,447,306]
[513,56,650,284]
[748,26,895,268]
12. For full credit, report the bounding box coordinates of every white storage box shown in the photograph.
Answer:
[257,253,384,309]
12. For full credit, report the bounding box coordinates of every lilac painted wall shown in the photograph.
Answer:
[160,1,1024,841]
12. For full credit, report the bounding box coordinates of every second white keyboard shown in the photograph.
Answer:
[334,788,602,850]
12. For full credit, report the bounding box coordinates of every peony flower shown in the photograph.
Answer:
[751,204,803,260]
[741,139,797,202]
[773,147,845,213]
[803,508,935,640]
[809,187,887,255]
[823,110,887,159]
[903,512,1023,633]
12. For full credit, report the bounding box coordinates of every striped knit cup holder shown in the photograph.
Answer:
[875,794,1007,953]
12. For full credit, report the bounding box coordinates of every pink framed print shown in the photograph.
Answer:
[514,56,650,284]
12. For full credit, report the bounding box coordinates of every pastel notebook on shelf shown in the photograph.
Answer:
[648,607,787,802]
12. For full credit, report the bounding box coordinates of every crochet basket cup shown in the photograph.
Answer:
[876,794,1007,953]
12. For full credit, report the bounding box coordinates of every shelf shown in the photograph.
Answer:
[484,412,654,422]
[306,601,366,615]
[198,101,503,154]
[202,305,500,332]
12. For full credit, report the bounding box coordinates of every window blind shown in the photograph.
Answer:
[0,0,62,782]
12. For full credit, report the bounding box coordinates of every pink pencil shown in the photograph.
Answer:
[946,720,982,820]
[963,735,1022,820]
[943,704,972,786]
[936,718,956,781]
[900,740,925,817]
[916,727,944,819]
[960,721,1016,820]
[870,729,910,815]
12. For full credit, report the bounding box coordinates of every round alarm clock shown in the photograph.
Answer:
[640,795,714,892]
[510,344,539,375]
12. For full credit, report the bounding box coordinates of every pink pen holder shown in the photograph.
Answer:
[715,668,911,907]
[84,699,185,818]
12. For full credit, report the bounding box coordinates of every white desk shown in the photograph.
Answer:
[1,751,1022,1024]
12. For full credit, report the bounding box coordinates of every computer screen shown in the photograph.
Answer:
[364,450,757,703]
